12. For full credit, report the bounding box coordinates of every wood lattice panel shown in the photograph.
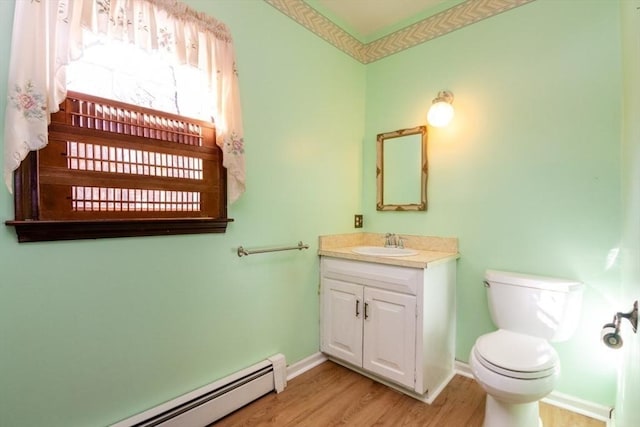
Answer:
[37,91,221,220]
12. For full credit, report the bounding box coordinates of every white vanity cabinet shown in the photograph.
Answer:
[322,278,417,387]
[320,256,456,403]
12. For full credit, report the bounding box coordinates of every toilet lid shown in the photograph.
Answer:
[475,330,559,379]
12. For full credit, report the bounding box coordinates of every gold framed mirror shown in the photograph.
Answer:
[376,126,428,211]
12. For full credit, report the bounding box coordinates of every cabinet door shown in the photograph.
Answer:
[321,279,363,366]
[363,287,416,388]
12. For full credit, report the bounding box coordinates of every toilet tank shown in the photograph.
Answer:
[484,270,584,342]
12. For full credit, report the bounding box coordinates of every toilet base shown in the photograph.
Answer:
[483,395,543,427]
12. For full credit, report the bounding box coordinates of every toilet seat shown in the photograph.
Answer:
[474,330,559,380]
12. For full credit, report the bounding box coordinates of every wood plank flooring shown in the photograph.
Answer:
[213,361,605,427]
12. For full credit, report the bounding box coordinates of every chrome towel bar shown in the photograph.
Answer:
[237,241,309,257]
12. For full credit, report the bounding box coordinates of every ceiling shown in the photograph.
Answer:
[305,0,452,39]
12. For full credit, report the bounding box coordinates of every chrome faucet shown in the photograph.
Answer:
[384,233,396,247]
[385,233,405,248]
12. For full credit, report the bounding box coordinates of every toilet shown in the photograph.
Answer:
[470,269,584,427]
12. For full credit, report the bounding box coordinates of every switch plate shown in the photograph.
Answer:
[354,214,363,228]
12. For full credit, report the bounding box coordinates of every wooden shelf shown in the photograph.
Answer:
[6,217,233,242]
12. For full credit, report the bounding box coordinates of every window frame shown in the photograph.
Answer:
[6,91,232,242]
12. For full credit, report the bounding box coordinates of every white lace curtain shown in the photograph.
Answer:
[4,0,245,203]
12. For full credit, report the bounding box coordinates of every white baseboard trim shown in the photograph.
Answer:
[423,369,456,404]
[454,360,613,424]
[454,360,475,378]
[286,352,327,381]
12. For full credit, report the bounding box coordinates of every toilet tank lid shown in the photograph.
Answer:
[485,269,583,293]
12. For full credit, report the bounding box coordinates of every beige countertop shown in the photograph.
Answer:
[318,232,459,269]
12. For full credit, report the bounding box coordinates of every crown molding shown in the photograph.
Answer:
[264,0,536,64]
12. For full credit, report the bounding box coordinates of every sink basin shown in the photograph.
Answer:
[351,246,418,257]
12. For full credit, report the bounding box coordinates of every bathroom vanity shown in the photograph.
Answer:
[318,233,458,403]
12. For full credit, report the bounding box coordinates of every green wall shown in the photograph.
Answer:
[0,0,626,425]
[0,1,364,425]
[363,0,621,405]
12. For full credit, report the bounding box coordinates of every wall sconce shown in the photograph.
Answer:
[601,300,638,349]
[427,90,454,127]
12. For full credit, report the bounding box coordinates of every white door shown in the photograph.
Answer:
[362,287,416,388]
[321,279,363,367]
[618,3,640,425]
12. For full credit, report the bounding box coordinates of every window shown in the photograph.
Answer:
[4,0,245,242]
[7,91,230,242]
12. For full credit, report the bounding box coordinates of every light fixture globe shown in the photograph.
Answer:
[427,90,454,127]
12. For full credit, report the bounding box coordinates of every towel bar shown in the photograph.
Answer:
[237,241,309,257]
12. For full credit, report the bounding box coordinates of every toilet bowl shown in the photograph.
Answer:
[470,330,560,427]
[472,330,560,401]
[471,270,584,427]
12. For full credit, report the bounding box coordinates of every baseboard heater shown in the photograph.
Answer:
[111,354,287,427]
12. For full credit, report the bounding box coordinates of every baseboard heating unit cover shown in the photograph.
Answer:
[111,354,287,427]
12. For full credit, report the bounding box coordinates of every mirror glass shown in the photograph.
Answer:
[376,126,427,211]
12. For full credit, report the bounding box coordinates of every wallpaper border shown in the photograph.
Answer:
[264,0,536,64]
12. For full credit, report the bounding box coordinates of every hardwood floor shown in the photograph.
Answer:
[213,361,605,427]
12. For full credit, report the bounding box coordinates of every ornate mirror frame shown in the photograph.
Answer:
[376,125,428,211]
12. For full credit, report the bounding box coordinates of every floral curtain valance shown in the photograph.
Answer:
[4,0,245,203]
